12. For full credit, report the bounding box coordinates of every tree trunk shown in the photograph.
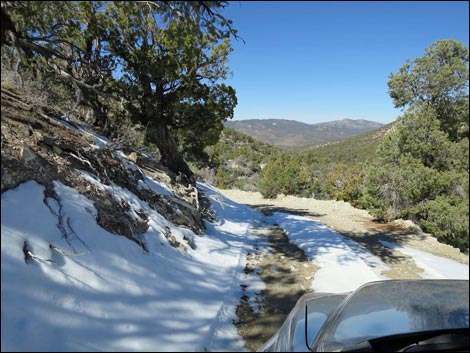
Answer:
[1,7,17,46]
[152,123,195,185]
[90,97,108,130]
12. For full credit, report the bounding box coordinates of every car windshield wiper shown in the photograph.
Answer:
[338,328,469,352]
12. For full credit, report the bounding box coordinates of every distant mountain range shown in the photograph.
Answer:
[224,118,385,147]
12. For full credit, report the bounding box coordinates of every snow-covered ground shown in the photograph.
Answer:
[266,212,389,293]
[266,212,469,293]
[380,240,469,280]
[2,176,468,351]
[1,180,261,352]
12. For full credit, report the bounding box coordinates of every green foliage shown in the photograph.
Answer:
[201,127,277,191]
[1,56,73,112]
[177,84,238,165]
[256,162,282,198]
[360,151,442,220]
[102,1,239,177]
[388,39,469,141]
[257,152,320,199]
[3,1,238,179]
[210,123,389,200]
[361,39,469,251]
[414,196,469,252]
[391,106,452,170]
[360,108,468,221]
[325,163,365,203]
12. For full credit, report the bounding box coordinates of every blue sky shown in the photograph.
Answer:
[221,1,469,124]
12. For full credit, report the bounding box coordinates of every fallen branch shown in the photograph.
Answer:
[49,244,88,257]
[208,193,225,210]
[23,240,55,264]
[193,186,200,210]
[53,65,126,103]
[68,151,93,169]
[66,217,91,252]
[27,251,55,264]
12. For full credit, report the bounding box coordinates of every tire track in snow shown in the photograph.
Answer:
[235,222,318,351]
[265,212,389,293]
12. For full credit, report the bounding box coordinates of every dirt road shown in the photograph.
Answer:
[235,224,318,351]
[220,189,468,265]
[223,189,468,351]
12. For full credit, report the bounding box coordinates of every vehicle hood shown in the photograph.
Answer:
[311,279,469,351]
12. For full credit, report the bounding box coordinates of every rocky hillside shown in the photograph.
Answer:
[1,87,208,244]
[225,118,385,147]
[0,86,261,351]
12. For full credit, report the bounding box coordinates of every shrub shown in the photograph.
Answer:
[415,196,469,252]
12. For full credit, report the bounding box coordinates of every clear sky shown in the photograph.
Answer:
[221,1,469,124]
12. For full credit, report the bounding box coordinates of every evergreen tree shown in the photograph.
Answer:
[103,1,238,182]
[2,1,238,183]
[388,39,469,141]
[361,40,469,251]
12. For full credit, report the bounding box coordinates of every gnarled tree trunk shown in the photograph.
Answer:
[150,122,194,185]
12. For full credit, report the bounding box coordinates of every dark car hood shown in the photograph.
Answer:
[311,279,469,351]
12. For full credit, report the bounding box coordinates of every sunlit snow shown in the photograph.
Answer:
[2,179,468,351]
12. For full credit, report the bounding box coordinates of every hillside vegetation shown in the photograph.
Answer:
[357,40,469,252]
[303,122,393,162]
[1,2,238,182]
[204,123,392,201]
[194,127,278,191]
[208,40,469,252]
[225,118,384,147]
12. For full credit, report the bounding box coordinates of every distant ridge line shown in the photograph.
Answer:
[224,118,385,147]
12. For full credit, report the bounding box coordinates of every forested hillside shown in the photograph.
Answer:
[225,118,384,147]
[207,40,469,252]
[204,121,392,200]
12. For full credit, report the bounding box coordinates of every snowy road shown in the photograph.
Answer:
[265,212,468,293]
[266,212,388,293]
[2,181,468,352]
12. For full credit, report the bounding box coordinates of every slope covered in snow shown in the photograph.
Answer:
[1,179,262,352]
[1,95,266,351]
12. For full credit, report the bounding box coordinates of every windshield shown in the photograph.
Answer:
[313,280,469,351]
[291,294,348,351]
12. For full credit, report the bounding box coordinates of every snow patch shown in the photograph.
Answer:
[138,175,173,197]
[48,114,110,149]
[266,212,389,293]
[380,240,469,279]
[2,180,263,351]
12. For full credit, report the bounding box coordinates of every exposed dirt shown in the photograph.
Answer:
[235,225,318,352]
[219,189,469,265]
[225,189,469,350]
